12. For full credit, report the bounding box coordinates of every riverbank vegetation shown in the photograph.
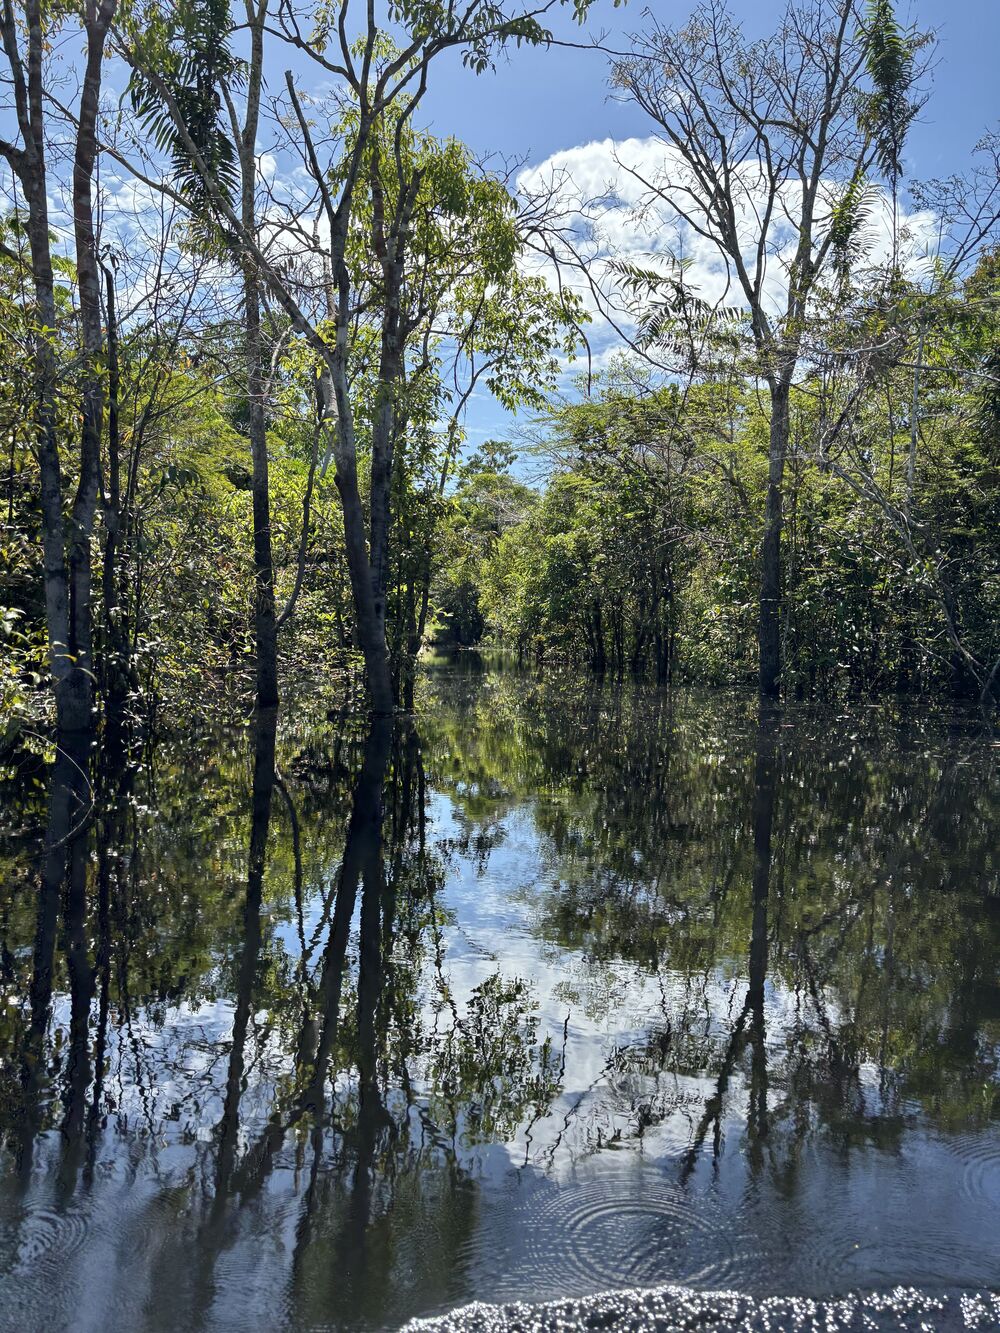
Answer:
[1,0,999,754]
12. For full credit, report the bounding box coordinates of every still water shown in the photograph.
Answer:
[1,660,999,1331]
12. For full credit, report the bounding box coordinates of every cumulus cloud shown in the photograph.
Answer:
[515,136,941,379]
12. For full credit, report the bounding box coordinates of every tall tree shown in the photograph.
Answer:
[612,0,924,694]
[0,0,117,729]
[237,1,279,707]
[122,0,605,714]
[129,0,281,705]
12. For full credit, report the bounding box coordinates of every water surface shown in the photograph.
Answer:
[1,661,998,1331]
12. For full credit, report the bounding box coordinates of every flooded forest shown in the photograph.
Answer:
[1,0,999,1330]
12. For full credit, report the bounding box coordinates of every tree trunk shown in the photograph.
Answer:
[367,263,406,706]
[244,268,279,708]
[24,175,77,728]
[330,411,395,716]
[215,702,277,1198]
[239,7,278,709]
[364,147,420,713]
[68,0,117,730]
[327,236,395,715]
[368,363,398,648]
[99,263,136,705]
[592,602,606,675]
[758,380,789,697]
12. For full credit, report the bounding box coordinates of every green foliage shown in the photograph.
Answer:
[830,175,878,285]
[465,328,1000,696]
[380,0,619,73]
[860,0,918,178]
[965,249,1000,456]
[2,0,998,730]
[431,445,536,645]
[608,256,746,367]
[129,0,243,214]
[472,370,754,681]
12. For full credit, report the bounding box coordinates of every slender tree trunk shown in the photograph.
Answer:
[244,268,279,708]
[24,177,76,726]
[367,261,407,706]
[329,400,395,716]
[239,4,278,709]
[99,263,135,703]
[369,349,400,643]
[68,0,117,730]
[907,323,924,506]
[592,603,606,675]
[327,246,395,715]
[364,149,421,712]
[758,379,790,697]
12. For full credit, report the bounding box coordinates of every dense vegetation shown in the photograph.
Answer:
[1,0,999,754]
[452,321,1000,696]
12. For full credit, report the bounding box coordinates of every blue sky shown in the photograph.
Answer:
[419,0,1000,180]
[409,0,1000,450]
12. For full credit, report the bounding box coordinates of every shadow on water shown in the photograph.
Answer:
[0,667,999,1331]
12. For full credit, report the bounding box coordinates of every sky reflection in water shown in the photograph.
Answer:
[0,659,999,1332]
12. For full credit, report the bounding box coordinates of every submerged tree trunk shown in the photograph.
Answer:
[68,0,117,730]
[17,724,93,1174]
[1,0,115,732]
[239,4,278,709]
[758,380,790,698]
[215,703,277,1199]
[244,269,279,708]
[303,714,393,1115]
[747,698,777,1158]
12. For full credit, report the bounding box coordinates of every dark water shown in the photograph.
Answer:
[1,660,999,1332]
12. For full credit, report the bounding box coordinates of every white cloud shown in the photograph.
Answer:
[515,136,941,380]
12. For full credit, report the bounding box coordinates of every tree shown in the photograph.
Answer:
[128,0,282,705]
[0,0,117,730]
[122,0,608,714]
[611,0,926,694]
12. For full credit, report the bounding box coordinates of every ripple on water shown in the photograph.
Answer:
[11,1203,90,1275]
[729,1133,1000,1297]
[483,1170,754,1298]
[947,1130,1000,1211]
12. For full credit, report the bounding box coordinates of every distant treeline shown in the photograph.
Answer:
[434,320,1000,698]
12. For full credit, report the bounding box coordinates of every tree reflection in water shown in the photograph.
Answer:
[0,664,998,1329]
